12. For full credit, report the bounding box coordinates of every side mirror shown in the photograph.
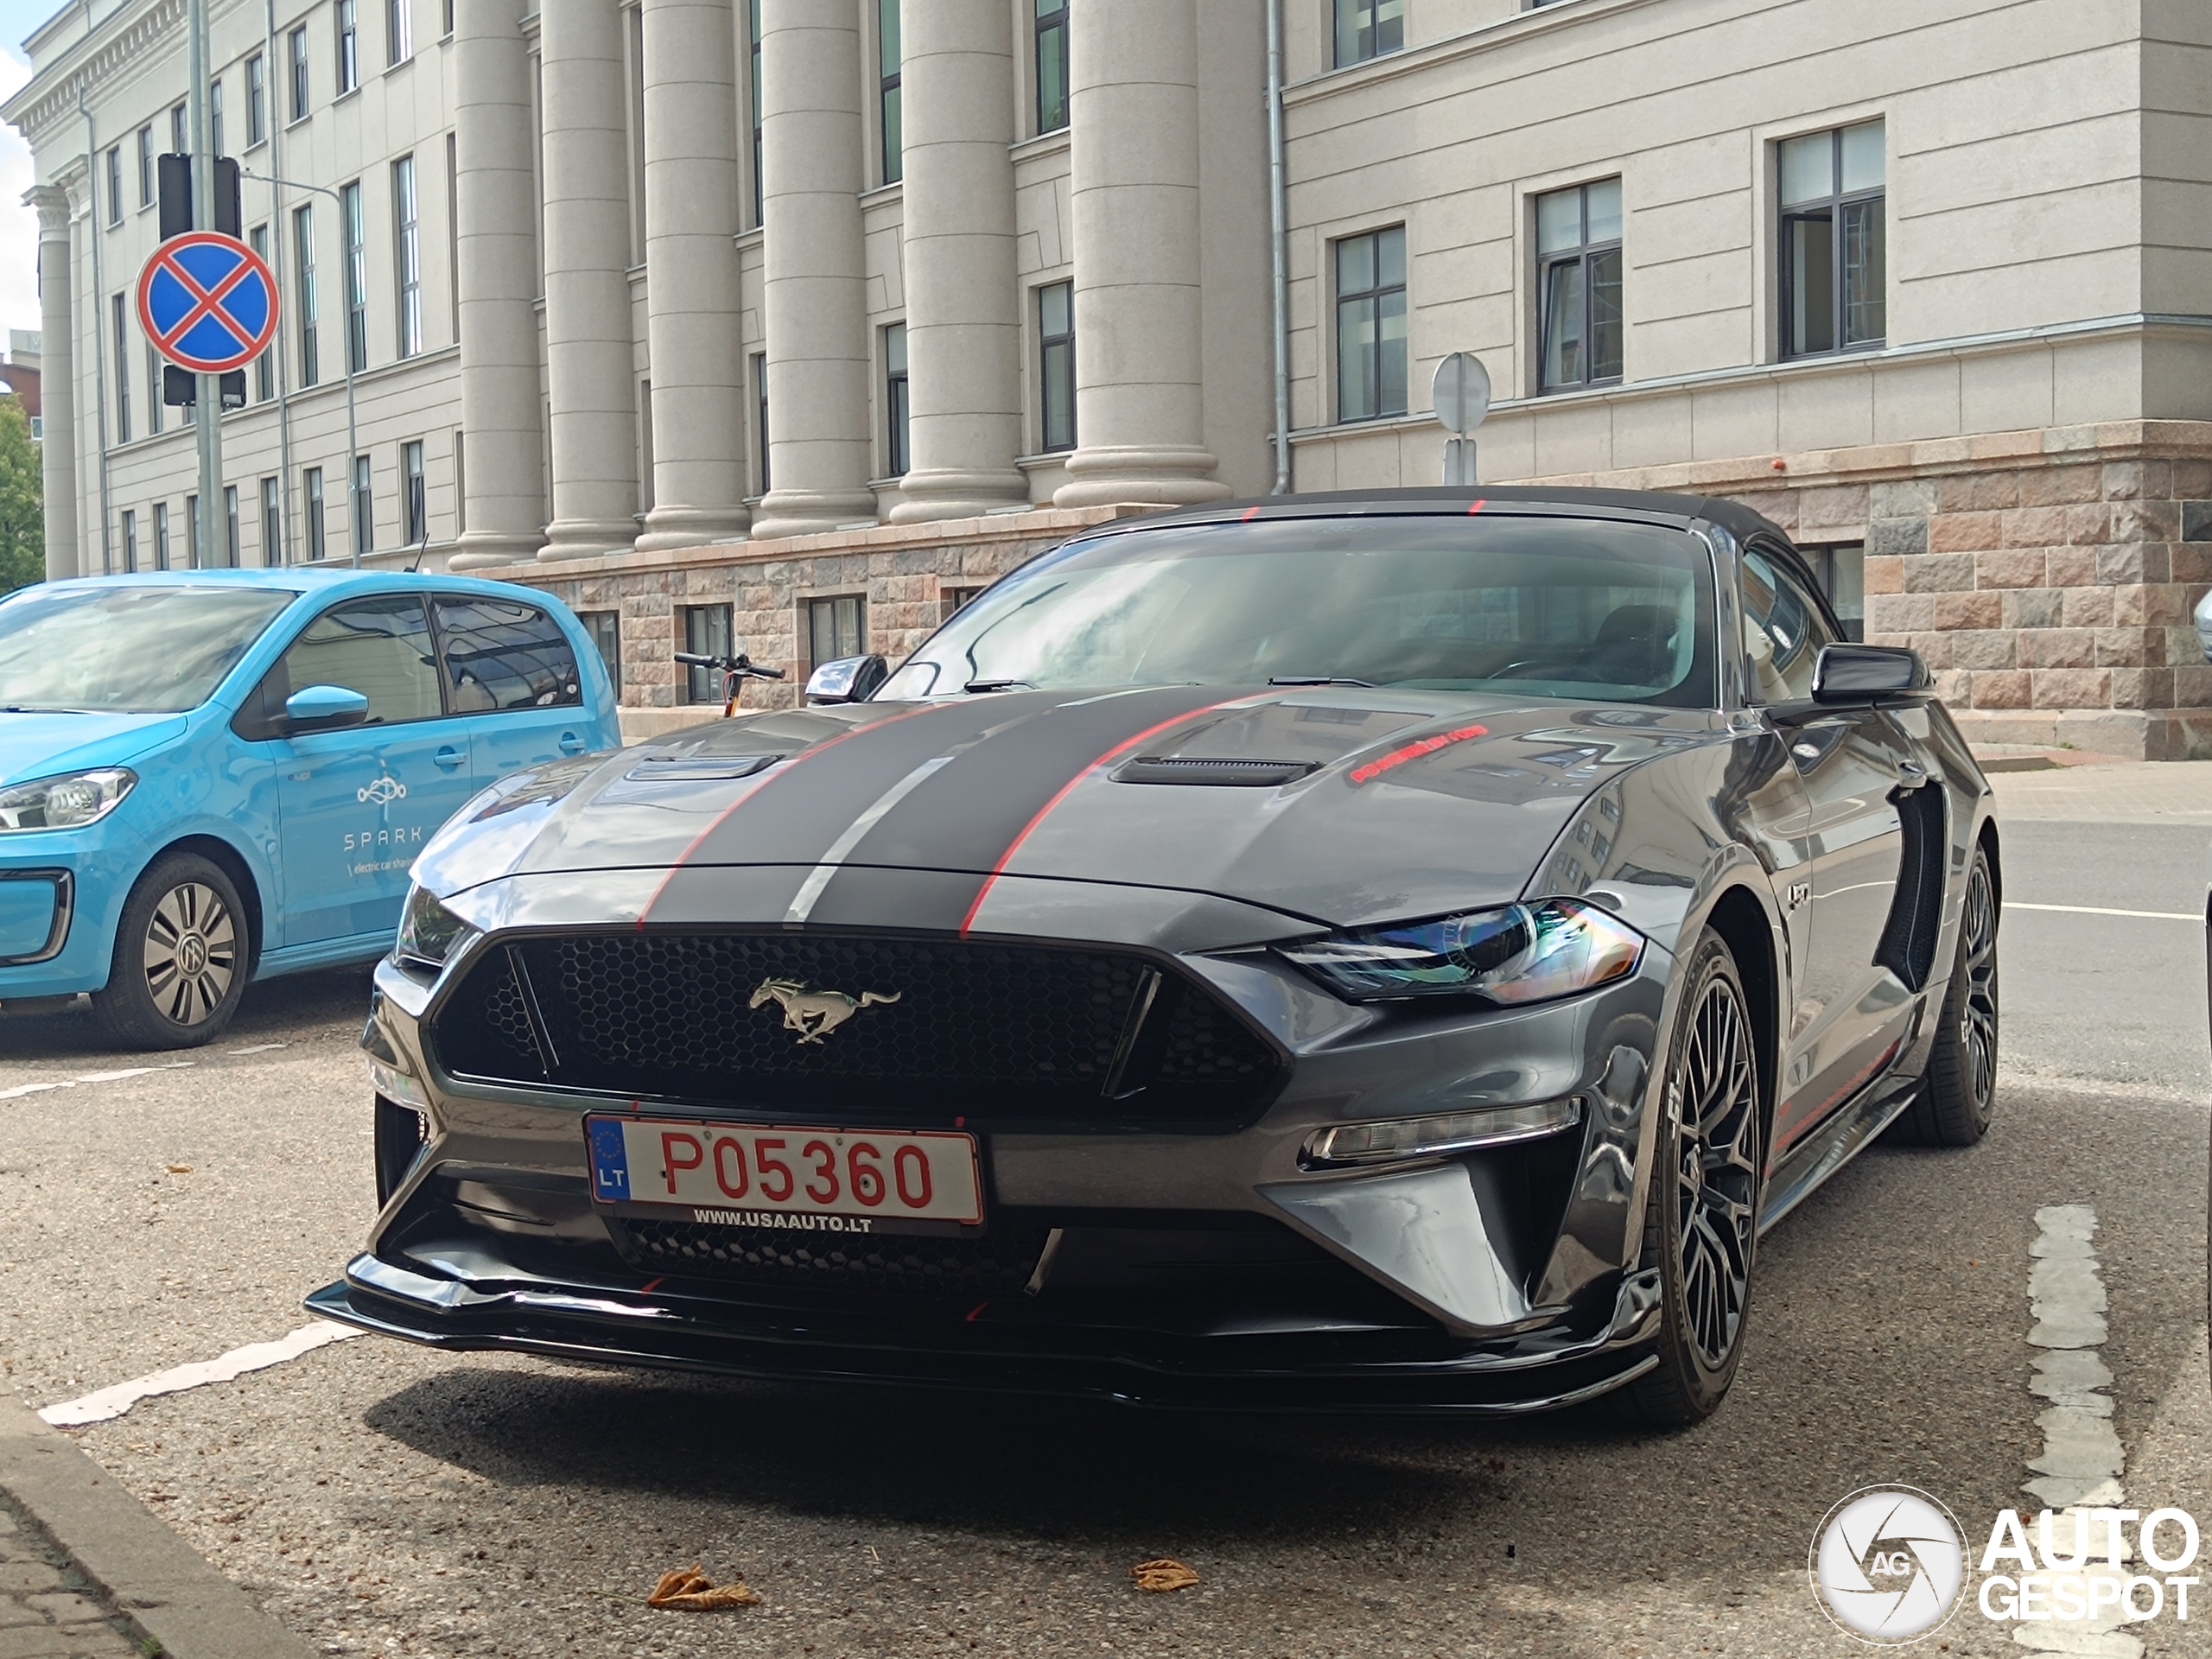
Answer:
[804,654,889,706]
[283,683,372,733]
[1811,643,1931,704]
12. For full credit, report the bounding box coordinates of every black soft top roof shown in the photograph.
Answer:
[1126,486,1788,548]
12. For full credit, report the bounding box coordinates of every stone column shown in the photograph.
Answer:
[751,0,876,539]
[448,0,545,570]
[1053,0,1226,509]
[636,0,749,551]
[887,0,1026,523]
[537,0,639,561]
[27,188,78,581]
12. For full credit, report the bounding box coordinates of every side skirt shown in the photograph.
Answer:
[254,930,391,981]
[1758,1075,1919,1235]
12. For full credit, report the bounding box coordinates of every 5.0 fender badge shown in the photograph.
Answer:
[749,978,900,1045]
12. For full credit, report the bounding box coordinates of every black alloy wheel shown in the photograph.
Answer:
[1889,842,1999,1147]
[92,852,251,1050]
[1624,929,1763,1426]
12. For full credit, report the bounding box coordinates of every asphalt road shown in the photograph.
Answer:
[0,763,2207,1658]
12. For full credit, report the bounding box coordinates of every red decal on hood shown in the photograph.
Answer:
[1348,723,1491,785]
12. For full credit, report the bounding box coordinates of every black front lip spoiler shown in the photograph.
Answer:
[306,1256,1656,1414]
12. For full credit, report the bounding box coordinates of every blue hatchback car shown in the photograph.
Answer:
[0,569,621,1047]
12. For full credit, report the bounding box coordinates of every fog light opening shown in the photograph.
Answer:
[1301,1096,1584,1169]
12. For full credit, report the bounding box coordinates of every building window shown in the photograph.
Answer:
[171,104,186,156]
[304,467,326,560]
[392,156,420,358]
[105,147,122,226]
[581,611,620,694]
[261,476,281,566]
[337,0,359,93]
[121,509,137,573]
[388,0,412,65]
[155,501,171,569]
[1334,0,1404,67]
[352,454,372,555]
[878,0,902,185]
[249,225,275,400]
[453,428,466,533]
[753,353,770,494]
[185,494,200,567]
[680,604,732,702]
[1336,225,1407,423]
[146,346,163,434]
[884,323,909,479]
[246,54,266,146]
[224,485,240,566]
[289,25,311,120]
[943,585,986,622]
[807,595,865,672]
[136,127,154,207]
[293,203,320,388]
[1034,0,1068,134]
[442,0,454,40]
[1780,120,1885,359]
[446,133,460,343]
[403,440,426,544]
[748,0,763,226]
[1535,178,1623,391]
[341,180,368,373]
[1038,280,1074,453]
[209,77,225,156]
[111,296,130,443]
[1806,544,1866,642]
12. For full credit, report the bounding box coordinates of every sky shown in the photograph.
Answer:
[0,0,60,348]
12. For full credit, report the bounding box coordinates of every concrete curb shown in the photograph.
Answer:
[0,1385,315,1659]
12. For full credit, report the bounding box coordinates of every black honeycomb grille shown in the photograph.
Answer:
[613,1216,1052,1301]
[429,931,1283,1128]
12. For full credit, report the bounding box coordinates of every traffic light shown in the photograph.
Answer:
[157,153,248,407]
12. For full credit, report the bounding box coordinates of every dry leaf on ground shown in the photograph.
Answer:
[164,1165,193,1174]
[1131,1558,1201,1592]
[647,1564,762,1611]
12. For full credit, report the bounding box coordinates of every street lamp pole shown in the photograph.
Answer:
[239,169,359,568]
[186,0,225,565]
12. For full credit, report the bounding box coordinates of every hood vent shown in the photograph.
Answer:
[623,753,782,783]
[1113,756,1319,787]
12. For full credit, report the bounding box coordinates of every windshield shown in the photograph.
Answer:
[880,515,1718,707]
[0,585,296,713]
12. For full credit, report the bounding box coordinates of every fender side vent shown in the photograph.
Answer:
[1113,756,1318,786]
[1876,783,1948,990]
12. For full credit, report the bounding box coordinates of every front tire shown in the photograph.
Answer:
[1623,930,1764,1427]
[1887,842,1999,1147]
[92,853,250,1050]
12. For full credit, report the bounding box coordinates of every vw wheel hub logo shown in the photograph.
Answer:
[1811,1486,1967,1644]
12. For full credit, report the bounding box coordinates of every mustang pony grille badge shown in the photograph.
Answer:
[749,977,901,1045]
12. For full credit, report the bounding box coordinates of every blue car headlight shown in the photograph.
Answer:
[1279,899,1645,1005]
[0,767,136,832]
[396,884,474,970]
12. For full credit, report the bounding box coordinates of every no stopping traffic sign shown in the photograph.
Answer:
[137,231,280,376]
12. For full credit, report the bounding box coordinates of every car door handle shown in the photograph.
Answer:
[434,746,466,771]
[558,732,586,756]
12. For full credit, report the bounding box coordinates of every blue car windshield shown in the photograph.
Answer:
[0,585,296,713]
[879,515,1719,708]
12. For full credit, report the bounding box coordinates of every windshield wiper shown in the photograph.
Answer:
[0,706,96,715]
[963,679,1036,694]
[1268,676,1375,689]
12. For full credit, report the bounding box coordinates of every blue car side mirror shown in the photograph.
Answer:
[283,683,372,734]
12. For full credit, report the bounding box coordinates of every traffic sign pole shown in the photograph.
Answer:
[188,0,224,564]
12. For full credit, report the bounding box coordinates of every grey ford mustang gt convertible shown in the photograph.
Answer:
[314,486,2000,1422]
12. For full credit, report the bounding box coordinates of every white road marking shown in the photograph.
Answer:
[2009,902,2198,922]
[225,1042,290,1055]
[38,1321,364,1427]
[2014,1204,2140,1658]
[0,1062,194,1102]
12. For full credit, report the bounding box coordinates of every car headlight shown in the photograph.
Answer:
[396,884,474,970]
[1279,899,1644,1005]
[0,767,137,832]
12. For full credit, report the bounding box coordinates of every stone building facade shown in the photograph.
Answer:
[9,0,2212,752]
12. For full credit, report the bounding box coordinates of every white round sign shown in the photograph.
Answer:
[1432,352,1492,436]
[1809,1486,1969,1644]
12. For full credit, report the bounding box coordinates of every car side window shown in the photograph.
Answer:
[1739,548,1838,705]
[432,596,583,712]
[272,595,446,726]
